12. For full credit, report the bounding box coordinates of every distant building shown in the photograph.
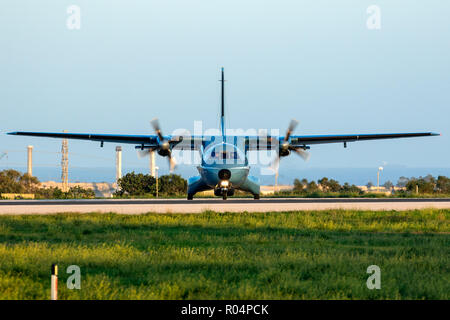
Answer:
[260,185,294,195]
[40,181,117,198]
[357,185,405,195]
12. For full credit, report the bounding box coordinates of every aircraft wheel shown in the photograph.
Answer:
[222,194,227,200]
[187,194,193,200]
[254,194,260,200]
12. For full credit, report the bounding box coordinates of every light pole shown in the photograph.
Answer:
[377,166,383,190]
[275,169,278,194]
[155,166,159,198]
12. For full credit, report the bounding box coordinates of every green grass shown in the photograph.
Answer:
[0,210,448,300]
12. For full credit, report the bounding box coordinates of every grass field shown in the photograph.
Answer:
[0,209,448,300]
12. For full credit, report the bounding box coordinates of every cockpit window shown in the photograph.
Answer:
[210,151,239,160]
[203,143,246,166]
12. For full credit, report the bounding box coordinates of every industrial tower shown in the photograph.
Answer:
[61,130,69,192]
[116,146,122,183]
[27,145,33,176]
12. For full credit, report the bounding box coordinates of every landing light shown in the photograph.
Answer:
[220,180,229,188]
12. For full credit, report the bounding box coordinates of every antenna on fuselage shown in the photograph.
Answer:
[219,67,225,141]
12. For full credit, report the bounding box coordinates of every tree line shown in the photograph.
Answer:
[291,175,450,196]
[1,168,449,199]
[0,169,187,199]
[398,175,450,194]
[292,177,362,196]
[114,172,187,197]
[0,169,95,199]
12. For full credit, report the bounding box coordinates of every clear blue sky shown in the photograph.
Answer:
[1,1,448,176]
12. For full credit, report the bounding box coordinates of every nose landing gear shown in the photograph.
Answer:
[215,178,233,200]
[214,185,234,200]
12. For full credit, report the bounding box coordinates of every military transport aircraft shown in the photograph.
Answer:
[8,69,439,200]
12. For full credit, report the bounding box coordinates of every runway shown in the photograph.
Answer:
[1,198,450,214]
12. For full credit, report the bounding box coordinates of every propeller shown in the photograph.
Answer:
[268,119,310,172]
[137,118,177,172]
[285,119,298,141]
[137,148,154,158]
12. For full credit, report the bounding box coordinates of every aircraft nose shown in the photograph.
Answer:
[218,169,231,180]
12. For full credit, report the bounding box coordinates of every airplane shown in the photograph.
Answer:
[8,68,439,200]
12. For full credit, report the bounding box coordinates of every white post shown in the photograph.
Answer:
[275,170,278,193]
[27,145,33,176]
[377,166,383,190]
[61,130,69,192]
[155,166,159,198]
[377,171,379,189]
[115,146,122,183]
[51,264,58,300]
[150,151,156,177]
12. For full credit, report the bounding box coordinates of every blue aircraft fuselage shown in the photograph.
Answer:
[187,142,260,200]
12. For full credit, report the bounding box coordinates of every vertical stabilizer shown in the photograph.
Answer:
[220,68,225,140]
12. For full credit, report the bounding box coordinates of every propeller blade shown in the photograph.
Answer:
[149,118,178,172]
[293,147,310,161]
[268,154,280,173]
[137,149,151,158]
[167,152,177,172]
[284,119,298,141]
[150,118,164,141]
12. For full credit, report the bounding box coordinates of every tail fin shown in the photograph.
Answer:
[220,67,225,140]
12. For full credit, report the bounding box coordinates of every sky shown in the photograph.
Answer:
[0,1,449,182]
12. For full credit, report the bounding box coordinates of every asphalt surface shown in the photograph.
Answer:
[0,198,449,214]
[1,198,450,206]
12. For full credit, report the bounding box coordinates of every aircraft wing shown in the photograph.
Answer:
[8,131,439,151]
[7,131,204,150]
[7,131,160,146]
[244,132,439,150]
[289,132,439,147]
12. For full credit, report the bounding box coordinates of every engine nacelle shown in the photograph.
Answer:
[279,148,291,157]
